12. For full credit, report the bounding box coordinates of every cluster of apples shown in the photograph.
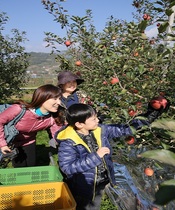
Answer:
[143,14,151,20]
[150,96,168,110]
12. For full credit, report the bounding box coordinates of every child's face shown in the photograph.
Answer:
[62,80,77,93]
[83,114,99,131]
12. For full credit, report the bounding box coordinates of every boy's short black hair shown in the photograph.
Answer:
[66,104,96,126]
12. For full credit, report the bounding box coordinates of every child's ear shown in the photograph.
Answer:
[75,122,84,129]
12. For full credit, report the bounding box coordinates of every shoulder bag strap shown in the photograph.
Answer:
[8,106,26,126]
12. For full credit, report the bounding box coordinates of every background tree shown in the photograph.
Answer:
[0,12,29,101]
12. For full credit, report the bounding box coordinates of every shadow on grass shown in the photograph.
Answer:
[36,144,58,166]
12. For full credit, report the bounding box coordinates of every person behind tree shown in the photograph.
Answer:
[57,70,91,108]
[55,102,169,210]
[57,70,105,124]
[0,84,65,167]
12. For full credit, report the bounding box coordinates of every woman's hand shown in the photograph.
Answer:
[0,146,11,154]
[97,147,110,158]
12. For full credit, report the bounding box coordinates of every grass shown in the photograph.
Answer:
[35,130,58,166]
[101,193,118,210]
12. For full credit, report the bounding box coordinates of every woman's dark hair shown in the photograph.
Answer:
[29,84,62,109]
[17,84,62,109]
[16,84,65,125]
[52,106,66,126]
[66,104,96,126]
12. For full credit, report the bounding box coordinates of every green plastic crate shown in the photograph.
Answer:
[0,165,63,185]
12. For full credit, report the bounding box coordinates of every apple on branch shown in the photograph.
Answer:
[64,40,72,47]
[75,60,82,66]
[144,167,154,176]
[125,136,135,145]
[128,109,137,117]
[150,96,167,109]
[110,77,119,84]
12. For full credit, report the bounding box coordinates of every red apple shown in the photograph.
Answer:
[126,136,135,145]
[147,15,151,20]
[150,100,161,109]
[161,98,168,108]
[76,71,81,76]
[103,81,108,85]
[152,207,159,210]
[143,14,148,20]
[110,77,119,84]
[133,52,139,57]
[64,40,71,47]
[130,88,138,94]
[150,96,167,109]
[128,109,137,117]
[143,14,151,20]
[144,167,154,176]
[75,60,82,66]
[149,39,155,45]
[135,101,142,109]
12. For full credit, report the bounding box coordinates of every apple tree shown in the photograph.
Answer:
[41,0,175,154]
[0,12,29,101]
[42,0,175,120]
[42,0,175,207]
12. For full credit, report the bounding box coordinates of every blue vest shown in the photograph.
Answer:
[61,92,79,108]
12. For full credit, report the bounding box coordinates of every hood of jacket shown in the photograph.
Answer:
[56,125,102,149]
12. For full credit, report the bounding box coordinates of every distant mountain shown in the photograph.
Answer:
[28,52,57,66]
[26,52,59,78]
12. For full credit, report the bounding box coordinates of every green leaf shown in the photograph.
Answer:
[119,89,127,95]
[121,109,129,119]
[151,119,175,132]
[161,142,170,150]
[167,131,175,138]
[142,83,148,89]
[129,126,137,135]
[155,1,164,6]
[140,33,147,40]
[165,9,174,16]
[138,65,145,73]
[140,149,175,166]
[158,22,169,33]
[161,179,175,186]
[155,184,175,205]
[170,1,175,8]
[138,20,148,32]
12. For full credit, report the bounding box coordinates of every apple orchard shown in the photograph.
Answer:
[42,1,175,143]
[42,0,175,206]
[42,0,175,118]
[42,0,175,140]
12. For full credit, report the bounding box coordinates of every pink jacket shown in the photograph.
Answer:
[0,104,62,147]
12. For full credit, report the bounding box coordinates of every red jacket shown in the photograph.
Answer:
[0,104,62,147]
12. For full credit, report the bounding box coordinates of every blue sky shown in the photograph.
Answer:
[1,0,137,53]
